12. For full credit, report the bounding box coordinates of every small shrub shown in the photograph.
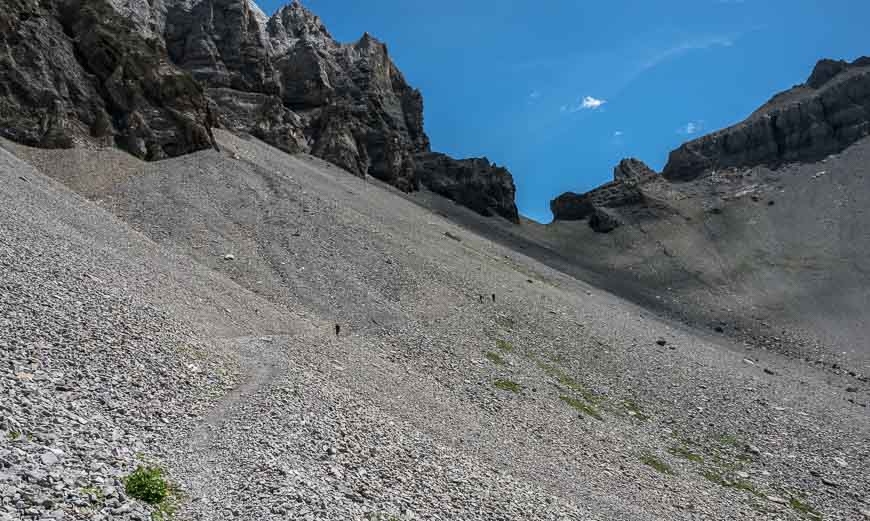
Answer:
[494,379,522,393]
[495,339,513,352]
[640,453,674,475]
[125,466,168,505]
[485,352,505,365]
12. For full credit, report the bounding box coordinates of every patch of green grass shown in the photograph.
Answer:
[537,361,599,403]
[789,498,822,520]
[640,453,674,475]
[485,351,505,365]
[559,396,602,420]
[668,446,703,463]
[622,400,650,421]
[557,374,598,403]
[493,379,522,393]
[495,339,514,352]
[701,470,763,497]
[124,466,180,520]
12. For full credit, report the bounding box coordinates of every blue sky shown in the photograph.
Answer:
[258,0,869,222]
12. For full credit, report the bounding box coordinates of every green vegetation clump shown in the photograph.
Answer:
[537,361,599,403]
[640,453,674,475]
[559,396,602,420]
[668,445,703,463]
[495,339,514,352]
[125,466,168,505]
[485,351,505,365]
[701,470,763,497]
[789,497,822,520]
[494,379,522,393]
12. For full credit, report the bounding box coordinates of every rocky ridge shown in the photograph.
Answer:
[550,157,659,232]
[663,56,870,181]
[0,0,518,220]
[551,57,870,231]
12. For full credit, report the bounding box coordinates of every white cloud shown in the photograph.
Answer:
[677,121,704,135]
[581,96,606,109]
[613,130,624,137]
[560,95,606,113]
[528,90,541,100]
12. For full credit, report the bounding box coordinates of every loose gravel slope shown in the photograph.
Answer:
[2,134,868,520]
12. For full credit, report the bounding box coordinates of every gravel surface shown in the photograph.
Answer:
[2,135,868,520]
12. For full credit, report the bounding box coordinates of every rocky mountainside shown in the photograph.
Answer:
[0,0,518,220]
[550,57,870,232]
[663,56,870,181]
[474,56,870,380]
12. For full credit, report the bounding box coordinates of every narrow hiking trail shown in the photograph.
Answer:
[174,335,296,520]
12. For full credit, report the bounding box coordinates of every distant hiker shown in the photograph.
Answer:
[335,324,340,336]
[479,295,484,303]
[491,293,496,303]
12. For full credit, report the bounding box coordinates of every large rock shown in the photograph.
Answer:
[415,152,519,223]
[663,57,870,181]
[613,158,656,183]
[551,158,655,223]
[550,158,660,232]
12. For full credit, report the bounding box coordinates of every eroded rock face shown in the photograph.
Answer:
[415,153,519,223]
[613,158,656,183]
[0,0,216,159]
[0,0,521,219]
[551,158,657,231]
[663,57,870,181]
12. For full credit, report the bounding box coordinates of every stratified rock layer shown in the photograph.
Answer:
[550,158,656,231]
[663,57,870,181]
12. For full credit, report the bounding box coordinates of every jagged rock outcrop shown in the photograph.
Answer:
[415,153,519,223]
[663,56,870,181]
[0,0,216,159]
[0,0,519,218]
[164,1,430,190]
[550,158,657,231]
[613,158,656,183]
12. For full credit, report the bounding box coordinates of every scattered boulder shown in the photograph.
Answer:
[589,207,621,233]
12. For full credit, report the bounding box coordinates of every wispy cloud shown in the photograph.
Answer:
[641,36,735,72]
[613,130,624,137]
[677,121,704,135]
[560,95,607,113]
[528,90,541,100]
